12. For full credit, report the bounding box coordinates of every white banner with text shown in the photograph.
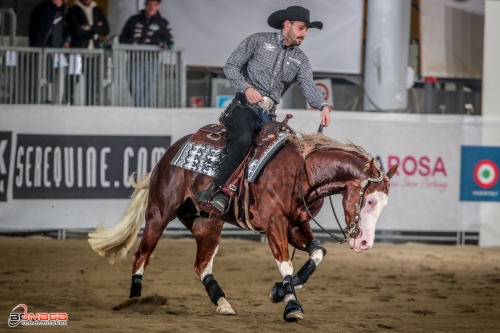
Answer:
[0,106,482,232]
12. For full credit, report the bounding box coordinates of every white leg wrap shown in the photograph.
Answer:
[276,260,296,304]
[310,248,324,265]
[276,260,293,277]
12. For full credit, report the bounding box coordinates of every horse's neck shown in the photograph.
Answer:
[306,150,367,197]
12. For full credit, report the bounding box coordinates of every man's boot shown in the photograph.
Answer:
[196,189,229,213]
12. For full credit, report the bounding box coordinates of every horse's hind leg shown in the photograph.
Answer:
[191,216,235,315]
[130,187,183,298]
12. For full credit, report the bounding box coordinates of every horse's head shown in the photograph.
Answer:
[342,159,398,252]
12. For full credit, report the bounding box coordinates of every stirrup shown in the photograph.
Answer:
[196,189,216,203]
[209,192,229,213]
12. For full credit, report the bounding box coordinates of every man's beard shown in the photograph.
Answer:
[286,30,303,46]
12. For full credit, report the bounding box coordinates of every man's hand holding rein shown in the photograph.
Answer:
[321,104,332,127]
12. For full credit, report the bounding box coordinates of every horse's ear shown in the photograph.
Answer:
[386,164,398,179]
[368,158,379,178]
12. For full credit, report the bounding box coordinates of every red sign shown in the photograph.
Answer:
[190,96,204,108]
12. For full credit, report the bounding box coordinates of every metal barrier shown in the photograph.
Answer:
[41,48,106,106]
[0,47,41,104]
[0,8,16,46]
[110,44,185,108]
[0,45,185,107]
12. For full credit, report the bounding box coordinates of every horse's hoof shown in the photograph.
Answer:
[285,310,304,322]
[283,300,304,322]
[217,304,236,315]
[217,298,236,315]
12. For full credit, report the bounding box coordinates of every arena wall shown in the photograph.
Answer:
[0,106,486,233]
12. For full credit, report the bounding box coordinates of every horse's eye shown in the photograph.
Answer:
[368,201,373,205]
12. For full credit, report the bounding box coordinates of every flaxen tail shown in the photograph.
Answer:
[88,172,151,264]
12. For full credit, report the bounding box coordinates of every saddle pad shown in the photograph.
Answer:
[171,138,226,177]
[171,132,289,182]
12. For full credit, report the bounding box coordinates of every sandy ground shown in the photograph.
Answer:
[0,235,499,332]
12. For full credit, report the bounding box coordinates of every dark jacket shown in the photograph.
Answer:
[66,3,110,49]
[119,10,174,48]
[29,0,69,47]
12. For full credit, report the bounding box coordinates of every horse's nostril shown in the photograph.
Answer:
[361,240,367,248]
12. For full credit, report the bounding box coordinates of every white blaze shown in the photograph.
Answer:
[349,191,388,252]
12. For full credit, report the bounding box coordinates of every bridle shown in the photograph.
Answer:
[298,126,387,245]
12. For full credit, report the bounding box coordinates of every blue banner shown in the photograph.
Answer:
[460,146,500,202]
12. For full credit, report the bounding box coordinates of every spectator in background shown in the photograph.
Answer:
[66,0,109,49]
[119,0,174,107]
[119,0,174,48]
[66,0,109,105]
[29,0,70,48]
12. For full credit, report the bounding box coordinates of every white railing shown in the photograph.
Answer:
[0,45,185,107]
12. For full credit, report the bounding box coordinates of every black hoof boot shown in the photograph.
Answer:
[270,282,285,303]
[283,300,304,322]
[129,274,142,298]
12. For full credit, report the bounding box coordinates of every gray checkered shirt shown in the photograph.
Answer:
[224,31,329,110]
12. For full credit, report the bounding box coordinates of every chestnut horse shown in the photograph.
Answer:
[89,131,397,322]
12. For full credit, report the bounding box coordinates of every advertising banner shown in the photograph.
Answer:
[13,135,169,199]
[0,106,483,233]
[0,132,12,202]
[460,146,500,202]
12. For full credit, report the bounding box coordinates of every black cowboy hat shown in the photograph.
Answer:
[267,6,323,30]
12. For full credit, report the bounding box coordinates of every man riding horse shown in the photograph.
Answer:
[197,6,332,212]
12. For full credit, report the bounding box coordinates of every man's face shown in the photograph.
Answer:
[285,21,308,46]
[145,0,160,18]
[53,0,63,7]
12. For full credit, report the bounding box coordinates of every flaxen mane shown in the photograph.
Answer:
[288,132,372,161]
[288,132,390,182]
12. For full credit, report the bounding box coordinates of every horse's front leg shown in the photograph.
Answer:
[266,225,304,322]
[270,223,327,302]
[191,216,235,315]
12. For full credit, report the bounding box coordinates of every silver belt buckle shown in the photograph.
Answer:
[258,96,274,115]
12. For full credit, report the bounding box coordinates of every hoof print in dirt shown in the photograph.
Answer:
[113,294,167,315]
